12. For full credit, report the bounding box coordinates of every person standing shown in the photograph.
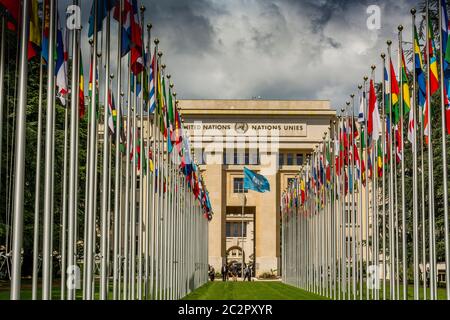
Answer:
[244,265,252,282]
[209,265,215,282]
[232,264,238,282]
[221,264,228,282]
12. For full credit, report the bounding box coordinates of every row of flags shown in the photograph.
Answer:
[0,0,213,218]
[0,0,212,300]
[281,0,450,300]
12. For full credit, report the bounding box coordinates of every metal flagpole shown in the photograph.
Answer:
[150,40,160,300]
[137,5,146,300]
[100,8,111,300]
[363,75,369,301]
[438,0,450,299]
[60,90,69,300]
[10,0,31,300]
[85,0,98,300]
[42,0,56,300]
[350,94,357,300]
[113,0,123,300]
[398,25,408,300]
[131,74,137,300]
[0,13,5,201]
[420,59,427,300]
[411,8,420,301]
[67,0,80,300]
[144,22,153,301]
[357,85,363,300]
[425,3,437,299]
[387,40,395,300]
[32,8,46,299]
[123,55,132,300]
[381,53,387,300]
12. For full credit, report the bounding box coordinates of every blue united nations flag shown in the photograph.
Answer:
[243,167,270,193]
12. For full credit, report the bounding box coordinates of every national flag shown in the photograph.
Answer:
[427,18,440,95]
[353,143,362,180]
[108,89,116,135]
[55,16,68,106]
[244,167,270,193]
[174,106,183,153]
[28,0,41,60]
[400,46,411,115]
[0,0,19,31]
[395,125,402,163]
[325,142,331,185]
[79,54,85,119]
[149,52,156,113]
[390,59,400,125]
[300,179,306,205]
[377,139,383,178]
[88,0,115,37]
[113,0,132,56]
[424,16,440,142]
[408,97,415,151]
[384,65,391,114]
[129,0,143,74]
[443,0,450,135]
[113,0,143,73]
[358,90,365,123]
[368,79,382,142]
[414,25,426,118]
[41,0,50,64]
[334,132,340,175]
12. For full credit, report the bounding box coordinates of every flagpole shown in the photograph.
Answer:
[137,5,146,300]
[387,40,395,300]
[60,88,69,301]
[144,22,153,300]
[356,84,363,300]
[131,73,137,300]
[438,0,450,299]
[9,0,31,300]
[145,23,155,300]
[398,24,408,300]
[426,3,437,300]
[381,52,387,300]
[113,0,123,301]
[370,65,377,301]
[41,0,57,300]
[411,8,420,301]
[31,6,47,299]
[67,0,80,301]
[362,75,370,300]
[349,94,357,300]
[123,55,132,300]
[100,7,111,300]
[0,13,6,217]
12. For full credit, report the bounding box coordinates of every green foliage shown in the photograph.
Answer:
[0,28,89,277]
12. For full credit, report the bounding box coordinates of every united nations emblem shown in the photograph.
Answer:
[235,123,249,134]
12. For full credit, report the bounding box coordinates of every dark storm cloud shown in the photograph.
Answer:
[59,0,421,108]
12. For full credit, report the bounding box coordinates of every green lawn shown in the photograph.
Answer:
[182,281,329,300]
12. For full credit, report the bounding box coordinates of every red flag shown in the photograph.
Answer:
[0,0,20,31]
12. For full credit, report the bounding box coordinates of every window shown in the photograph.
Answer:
[195,148,205,165]
[297,154,304,166]
[226,222,247,237]
[287,153,294,166]
[245,150,250,165]
[249,149,258,165]
[279,153,285,166]
[233,178,248,194]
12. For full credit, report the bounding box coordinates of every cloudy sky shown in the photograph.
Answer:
[62,0,423,110]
